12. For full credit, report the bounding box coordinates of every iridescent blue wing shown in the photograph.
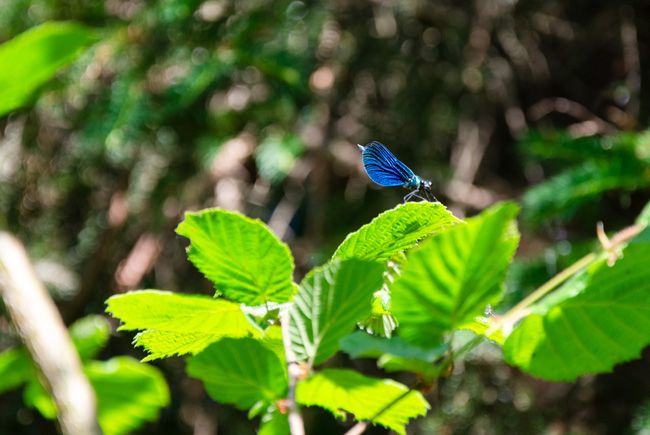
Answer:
[360,141,416,187]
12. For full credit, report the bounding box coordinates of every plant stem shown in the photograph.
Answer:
[496,251,596,329]
[280,310,305,435]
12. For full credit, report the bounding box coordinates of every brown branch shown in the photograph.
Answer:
[0,232,102,435]
[280,310,306,435]
[527,97,616,134]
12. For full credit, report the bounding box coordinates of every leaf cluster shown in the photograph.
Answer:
[106,197,650,433]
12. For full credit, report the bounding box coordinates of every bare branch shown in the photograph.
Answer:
[0,232,102,435]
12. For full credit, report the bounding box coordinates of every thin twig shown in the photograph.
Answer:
[280,310,305,435]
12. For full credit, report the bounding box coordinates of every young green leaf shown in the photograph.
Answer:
[296,368,429,435]
[259,408,289,435]
[333,202,461,262]
[176,209,296,305]
[24,356,170,435]
[106,290,259,361]
[289,259,385,366]
[69,315,111,361]
[392,202,520,346]
[0,22,99,116]
[186,338,287,410]
[504,239,650,381]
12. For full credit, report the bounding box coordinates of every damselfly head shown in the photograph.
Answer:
[422,179,432,190]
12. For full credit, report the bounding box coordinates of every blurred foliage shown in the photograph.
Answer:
[521,130,650,227]
[0,316,169,435]
[1,0,650,433]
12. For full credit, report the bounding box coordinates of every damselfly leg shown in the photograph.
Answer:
[403,189,428,202]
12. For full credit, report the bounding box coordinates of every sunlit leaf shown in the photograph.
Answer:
[459,317,505,345]
[392,202,520,346]
[0,22,98,116]
[333,202,461,262]
[504,237,650,381]
[176,209,296,305]
[186,338,287,410]
[296,368,428,435]
[106,290,259,361]
[289,259,384,366]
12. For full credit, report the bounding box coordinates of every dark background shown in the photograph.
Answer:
[1,0,649,433]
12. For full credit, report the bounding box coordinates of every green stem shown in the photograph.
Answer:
[495,252,596,329]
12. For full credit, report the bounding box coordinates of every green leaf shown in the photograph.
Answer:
[504,240,650,381]
[176,209,296,305]
[24,379,57,419]
[459,317,505,345]
[340,331,447,380]
[340,331,446,362]
[186,338,287,410]
[376,354,440,380]
[259,408,289,435]
[0,22,99,116]
[358,286,398,338]
[260,325,285,363]
[333,202,461,262]
[392,202,520,346]
[289,259,385,366]
[25,357,170,435]
[106,290,259,361]
[0,348,33,394]
[69,315,111,361]
[88,357,170,435]
[296,368,429,435]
